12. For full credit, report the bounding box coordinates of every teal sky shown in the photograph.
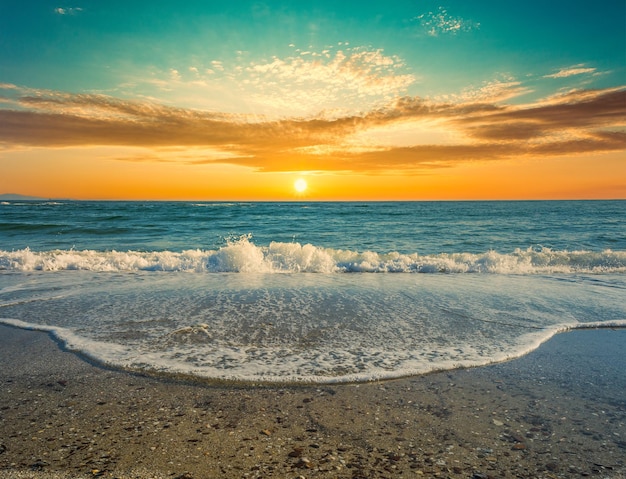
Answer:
[0,1,624,200]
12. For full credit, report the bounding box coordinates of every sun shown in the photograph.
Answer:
[294,178,308,194]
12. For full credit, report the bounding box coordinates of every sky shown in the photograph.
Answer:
[1,0,625,200]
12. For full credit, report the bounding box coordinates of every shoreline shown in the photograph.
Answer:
[0,324,624,478]
[3,316,625,387]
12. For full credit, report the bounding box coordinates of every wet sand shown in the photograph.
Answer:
[0,324,624,478]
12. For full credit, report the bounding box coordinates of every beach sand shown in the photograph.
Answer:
[0,324,624,478]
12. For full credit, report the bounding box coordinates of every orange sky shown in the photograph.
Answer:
[3,147,624,201]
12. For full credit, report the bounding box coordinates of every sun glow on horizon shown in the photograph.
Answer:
[294,178,308,194]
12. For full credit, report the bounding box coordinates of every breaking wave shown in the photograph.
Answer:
[1,237,624,274]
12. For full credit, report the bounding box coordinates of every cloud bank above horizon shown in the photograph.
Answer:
[2,79,623,174]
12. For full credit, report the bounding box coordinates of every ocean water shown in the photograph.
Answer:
[1,200,625,383]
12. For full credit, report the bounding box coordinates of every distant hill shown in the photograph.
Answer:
[0,193,48,201]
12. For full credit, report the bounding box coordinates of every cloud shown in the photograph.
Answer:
[435,77,532,104]
[0,85,623,174]
[210,61,225,71]
[413,7,480,36]
[544,65,597,79]
[453,88,626,141]
[130,45,416,116]
[242,46,416,114]
[54,7,83,15]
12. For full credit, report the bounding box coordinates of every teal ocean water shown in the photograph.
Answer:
[1,200,625,383]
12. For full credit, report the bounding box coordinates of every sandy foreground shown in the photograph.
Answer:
[0,324,624,479]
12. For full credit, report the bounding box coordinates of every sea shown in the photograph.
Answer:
[1,200,625,384]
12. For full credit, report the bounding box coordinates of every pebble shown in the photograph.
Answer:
[30,460,48,470]
[295,457,313,469]
[288,447,304,458]
[545,462,559,472]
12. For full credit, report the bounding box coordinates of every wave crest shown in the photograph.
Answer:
[1,238,625,274]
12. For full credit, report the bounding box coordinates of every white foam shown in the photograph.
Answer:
[1,271,624,384]
[0,317,129,363]
[2,314,624,383]
[1,239,624,274]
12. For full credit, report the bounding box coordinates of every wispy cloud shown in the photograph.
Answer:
[121,45,416,116]
[243,46,416,114]
[210,60,225,72]
[0,83,623,174]
[544,65,598,79]
[54,6,83,15]
[413,6,480,36]
[435,77,533,104]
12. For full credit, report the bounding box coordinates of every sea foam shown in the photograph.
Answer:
[1,268,625,383]
[1,237,625,274]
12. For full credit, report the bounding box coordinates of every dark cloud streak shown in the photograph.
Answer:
[0,86,624,173]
